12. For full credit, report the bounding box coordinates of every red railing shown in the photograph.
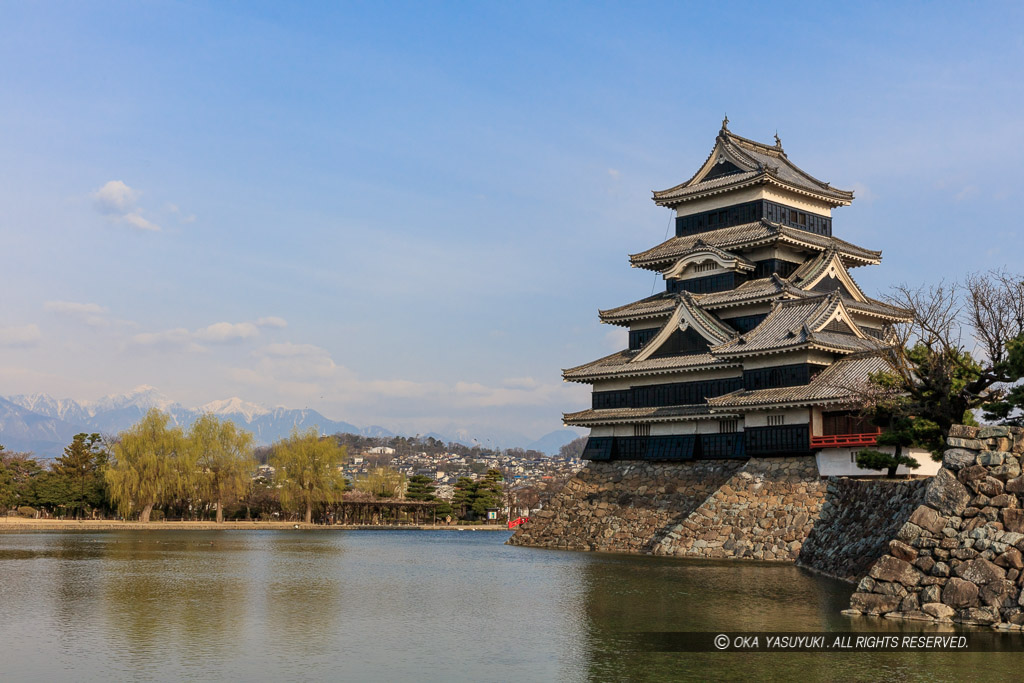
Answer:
[508,516,529,529]
[810,432,880,448]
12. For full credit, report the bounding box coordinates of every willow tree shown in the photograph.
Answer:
[355,466,405,499]
[270,428,348,524]
[189,414,255,523]
[106,409,187,522]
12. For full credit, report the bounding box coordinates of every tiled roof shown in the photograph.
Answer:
[563,405,727,426]
[846,297,913,320]
[694,274,798,309]
[599,292,678,325]
[707,354,891,409]
[711,293,884,357]
[653,129,854,206]
[563,350,739,382]
[629,220,881,270]
[676,292,737,345]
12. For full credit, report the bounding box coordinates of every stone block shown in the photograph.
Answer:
[925,469,971,517]
[851,592,902,615]
[993,460,1021,481]
[943,448,979,471]
[908,506,947,534]
[980,426,1013,439]
[980,579,1016,608]
[1003,509,1024,534]
[915,555,936,573]
[889,539,918,563]
[958,606,1000,625]
[955,558,1006,585]
[1007,477,1024,495]
[869,555,922,587]
[922,602,956,620]
[943,577,980,608]
[948,425,980,439]
[921,584,942,604]
[990,494,1018,509]
[979,452,1006,468]
[900,592,920,613]
[977,477,1006,497]
[1000,550,1024,572]
[947,437,985,450]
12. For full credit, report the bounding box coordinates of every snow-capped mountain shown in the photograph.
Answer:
[199,397,270,422]
[0,387,580,458]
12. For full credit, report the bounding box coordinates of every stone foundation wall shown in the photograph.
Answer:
[847,425,1024,629]
[507,460,743,553]
[509,456,827,561]
[796,478,928,582]
[650,457,827,561]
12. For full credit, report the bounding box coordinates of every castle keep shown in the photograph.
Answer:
[565,120,920,476]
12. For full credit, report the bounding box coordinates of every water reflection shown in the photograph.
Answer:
[1,531,1023,682]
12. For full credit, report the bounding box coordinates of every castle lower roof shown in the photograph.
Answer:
[629,220,881,271]
[562,350,740,383]
[563,404,733,427]
[707,353,891,410]
[711,292,885,358]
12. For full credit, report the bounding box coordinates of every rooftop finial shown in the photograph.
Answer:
[722,114,729,131]
[774,131,782,148]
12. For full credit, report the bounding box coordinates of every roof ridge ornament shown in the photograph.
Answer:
[722,114,729,132]
[774,131,782,149]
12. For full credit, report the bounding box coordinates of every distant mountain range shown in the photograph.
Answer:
[0,386,580,458]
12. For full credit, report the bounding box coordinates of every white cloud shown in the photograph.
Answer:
[94,180,137,214]
[256,316,288,329]
[195,322,259,343]
[0,324,42,348]
[121,212,161,232]
[44,301,108,315]
[129,317,282,352]
[93,180,162,232]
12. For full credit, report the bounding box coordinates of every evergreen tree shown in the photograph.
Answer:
[52,433,108,518]
[405,474,436,501]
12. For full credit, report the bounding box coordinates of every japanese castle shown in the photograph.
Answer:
[566,120,919,473]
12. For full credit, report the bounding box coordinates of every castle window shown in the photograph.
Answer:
[767,414,786,426]
[790,209,798,222]
[719,419,739,434]
[634,423,651,437]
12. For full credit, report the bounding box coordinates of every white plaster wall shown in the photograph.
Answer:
[588,426,613,437]
[671,186,834,218]
[763,187,834,216]
[815,447,940,477]
[673,186,764,216]
[743,408,809,427]
[651,421,698,436]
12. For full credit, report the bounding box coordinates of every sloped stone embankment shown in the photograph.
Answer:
[650,457,827,561]
[797,477,928,582]
[507,460,743,553]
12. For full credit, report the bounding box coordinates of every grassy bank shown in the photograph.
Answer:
[0,518,510,532]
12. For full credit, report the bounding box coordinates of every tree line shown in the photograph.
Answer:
[0,408,504,523]
[855,269,1024,476]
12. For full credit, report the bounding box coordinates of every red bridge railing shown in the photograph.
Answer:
[810,432,880,448]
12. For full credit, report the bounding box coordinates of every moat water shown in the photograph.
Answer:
[0,529,1019,682]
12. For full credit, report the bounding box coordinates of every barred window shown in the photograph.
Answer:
[634,423,651,437]
[719,419,739,434]
[767,414,786,426]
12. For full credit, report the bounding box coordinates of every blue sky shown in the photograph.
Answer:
[0,1,1021,441]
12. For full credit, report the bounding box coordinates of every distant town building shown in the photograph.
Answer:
[565,121,933,476]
